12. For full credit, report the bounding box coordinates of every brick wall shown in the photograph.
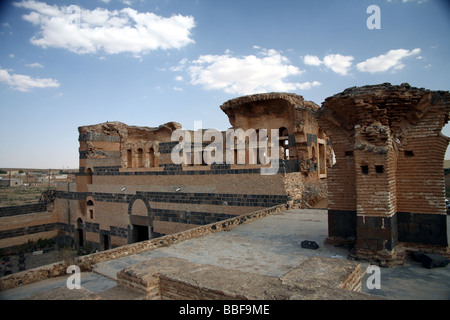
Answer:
[0,203,47,218]
[0,210,58,250]
[318,83,450,262]
[396,111,448,214]
[54,169,290,249]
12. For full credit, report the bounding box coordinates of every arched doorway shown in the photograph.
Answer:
[127,194,161,243]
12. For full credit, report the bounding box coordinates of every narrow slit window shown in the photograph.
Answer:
[361,165,369,175]
[404,150,414,157]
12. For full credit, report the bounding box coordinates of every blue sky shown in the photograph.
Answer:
[0,0,449,169]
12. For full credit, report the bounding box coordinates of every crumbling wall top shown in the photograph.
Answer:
[78,121,182,140]
[220,92,318,112]
[319,83,450,137]
[219,92,319,129]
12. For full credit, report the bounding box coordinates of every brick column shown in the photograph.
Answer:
[354,145,398,257]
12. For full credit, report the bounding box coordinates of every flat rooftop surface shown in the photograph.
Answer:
[1,209,449,300]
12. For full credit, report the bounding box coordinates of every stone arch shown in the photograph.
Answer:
[137,148,144,168]
[86,197,95,219]
[279,127,289,137]
[127,193,156,243]
[127,194,151,216]
[85,167,93,184]
[126,148,133,168]
[149,147,156,168]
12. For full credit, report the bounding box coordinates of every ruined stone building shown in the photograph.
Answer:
[318,83,450,263]
[1,84,448,268]
[53,92,332,251]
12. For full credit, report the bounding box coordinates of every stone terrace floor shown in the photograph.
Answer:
[0,209,449,300]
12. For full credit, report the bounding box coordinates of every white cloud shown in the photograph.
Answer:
[26,62,44,68]
[0,66,60,91]
[322,54,354,76]
[14,0,195,56]
[184,48,320,95]
[170,58,187,72]
[303,53,354,75]
[295,81,322,90]
[356,48,421,73]
[303,55,322,66]
[175,75,183,81]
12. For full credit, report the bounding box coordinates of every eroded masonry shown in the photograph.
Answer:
[318,83,450,263]
[55,93,332,251]
[1,84,448,267]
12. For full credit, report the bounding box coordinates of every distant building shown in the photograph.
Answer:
[0,179,23,187]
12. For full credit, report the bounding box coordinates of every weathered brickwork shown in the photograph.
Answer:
[55,190,288,207]
[2,84,449,294]
[0,203,47,218]
[2,85,448,270]
[49,93,332,251]
[318,83,450,264]
[0,210,59,250]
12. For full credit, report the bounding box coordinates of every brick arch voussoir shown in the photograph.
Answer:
[127,193,152,217]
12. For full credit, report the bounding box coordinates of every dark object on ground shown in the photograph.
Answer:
[301,240,319,250]
[411,251,450,269]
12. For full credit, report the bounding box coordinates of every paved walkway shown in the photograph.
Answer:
[0,209,449,300]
